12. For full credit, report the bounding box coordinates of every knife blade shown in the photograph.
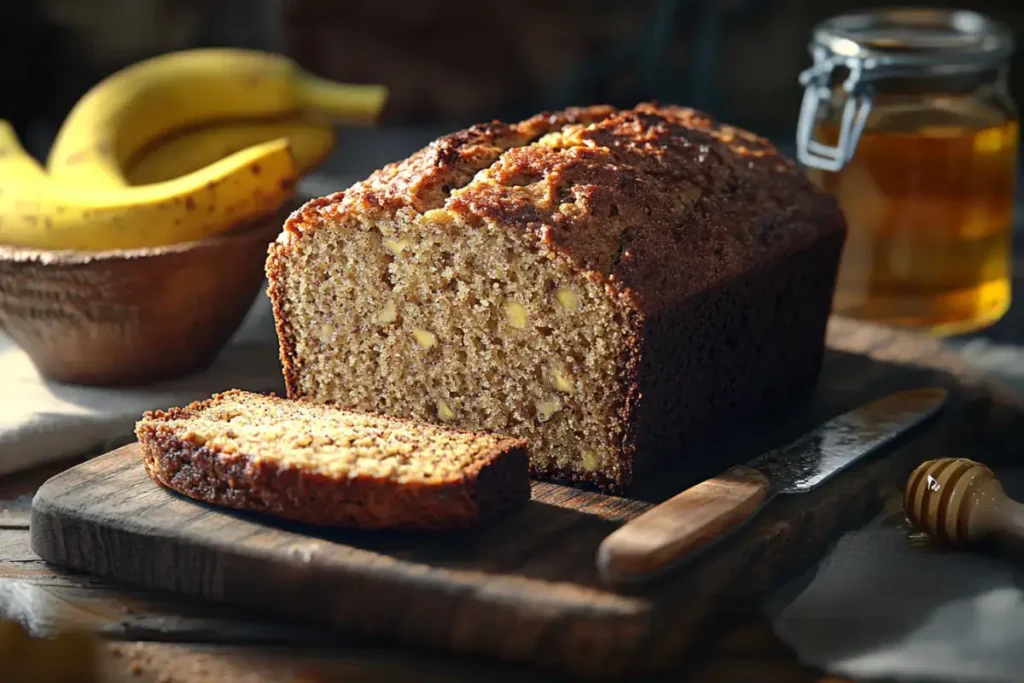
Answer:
[596,386,948,585]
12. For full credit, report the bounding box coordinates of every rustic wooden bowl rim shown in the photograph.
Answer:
[0,219,281,266]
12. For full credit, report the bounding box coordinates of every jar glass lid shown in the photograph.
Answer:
[812,8,1014,68]
[796,8,1015,171]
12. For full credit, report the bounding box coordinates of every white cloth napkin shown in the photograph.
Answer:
[0,289,285,476]
[769,471,1024,683]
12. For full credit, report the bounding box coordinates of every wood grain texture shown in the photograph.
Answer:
[0,459,83,530]
[27,318,1024,677]
[93,638,844,683]
[0,533,336,646]
[598,466,771,584]
[0,527,844,682]
[0,215,282,386]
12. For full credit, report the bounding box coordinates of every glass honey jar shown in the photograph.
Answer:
[797,9,1019,336]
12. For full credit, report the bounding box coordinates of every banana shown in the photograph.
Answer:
[124,116,336,185]
[0,121,298,251]
[0,120,46,180]
[47,48,386,187]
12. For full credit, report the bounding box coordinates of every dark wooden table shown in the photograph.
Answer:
[0,457,851,682]
[8,308,1024,681]
[6,258,1024,681]
[14,315,1024,682]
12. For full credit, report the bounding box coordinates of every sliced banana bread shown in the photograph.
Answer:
[266,102,847,493]
[135,390,530,529]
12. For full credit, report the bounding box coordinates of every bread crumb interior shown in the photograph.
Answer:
[278,209,628,482]
[159,392,509,483]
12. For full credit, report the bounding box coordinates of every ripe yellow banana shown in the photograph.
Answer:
[124,116,336,185]
[0,121,298,251]
[0,121,46,180]
[47,48,386,187]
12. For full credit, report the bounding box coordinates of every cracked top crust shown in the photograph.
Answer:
[279,102,846,313]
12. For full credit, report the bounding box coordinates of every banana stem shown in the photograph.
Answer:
[295,74,388,124]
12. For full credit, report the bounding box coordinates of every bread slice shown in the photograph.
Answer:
[135,390,530,529]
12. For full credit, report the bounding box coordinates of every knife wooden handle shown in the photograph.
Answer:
[597,466,771,584]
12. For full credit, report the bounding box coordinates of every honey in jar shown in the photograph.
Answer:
[797,9,1019,336]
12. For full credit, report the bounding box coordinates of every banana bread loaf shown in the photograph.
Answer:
[266,102,847,493]
[135,390,530,529]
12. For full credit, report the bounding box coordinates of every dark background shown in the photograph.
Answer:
[4,0,1024,160]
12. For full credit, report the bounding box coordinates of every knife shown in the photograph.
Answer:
[596,386,948,585]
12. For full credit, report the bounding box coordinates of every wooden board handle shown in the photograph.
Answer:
[597,466,772,584]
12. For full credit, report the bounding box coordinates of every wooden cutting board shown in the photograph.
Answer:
[28,319,1024,678]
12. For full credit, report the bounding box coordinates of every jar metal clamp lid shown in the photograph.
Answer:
[796,8,1015,171]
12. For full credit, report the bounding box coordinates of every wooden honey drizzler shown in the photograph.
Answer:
[904,458,1024,550]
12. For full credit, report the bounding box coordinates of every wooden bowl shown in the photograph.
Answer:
[0,217,283,386]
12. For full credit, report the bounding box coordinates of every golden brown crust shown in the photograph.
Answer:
[135,392,531,529]
[265,239,303,398]
[338,106,617,216]
[273,102,845,313]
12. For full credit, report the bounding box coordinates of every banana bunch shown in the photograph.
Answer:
[0,48,387,251]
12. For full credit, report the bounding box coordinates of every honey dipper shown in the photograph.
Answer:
[904,458,1024,549]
